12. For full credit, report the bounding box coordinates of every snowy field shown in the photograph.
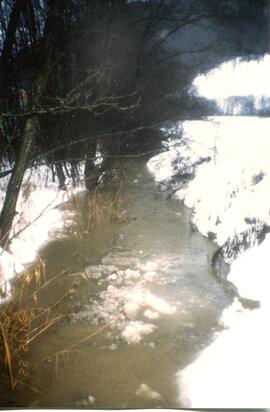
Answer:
[148,55,270,407]
[0,164,84,298]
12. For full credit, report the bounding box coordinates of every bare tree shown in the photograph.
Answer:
[1,0,267,247]
[0,0,63,247]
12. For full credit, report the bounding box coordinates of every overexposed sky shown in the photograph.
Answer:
[193,54,270,99]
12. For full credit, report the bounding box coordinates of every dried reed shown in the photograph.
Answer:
[0,257,111,394]
[0,260,72,392]
[62,182,128,239]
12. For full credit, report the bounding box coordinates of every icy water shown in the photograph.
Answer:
[10,158,231,408]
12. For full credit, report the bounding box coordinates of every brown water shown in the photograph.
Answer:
[6,158,231,408]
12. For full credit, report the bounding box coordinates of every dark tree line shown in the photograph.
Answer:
[0,0,268,247]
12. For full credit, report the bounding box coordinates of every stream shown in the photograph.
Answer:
[10,157,232,408]
[1,51,269,408]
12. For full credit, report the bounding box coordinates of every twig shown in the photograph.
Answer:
[0,321,15,390]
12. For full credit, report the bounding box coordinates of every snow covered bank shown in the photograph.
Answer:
[148,115,270,407]
[193,54,270,115]
[149,116,270,249]
[178,235,270,408]
[0,164,84,298]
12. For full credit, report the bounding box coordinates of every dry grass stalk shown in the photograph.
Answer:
[34,308,127,382]
[62,180,128,239]
[0,261,72,392]
[0,320,15,390]
[86,186,127,228]
[0,257,110,394]
[35,322,111,381]
[35,348,79,381]
[0,184,126,394]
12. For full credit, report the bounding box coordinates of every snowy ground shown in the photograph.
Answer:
[149,116,270,249]
[0,163,84,298]
[148,54,270,407]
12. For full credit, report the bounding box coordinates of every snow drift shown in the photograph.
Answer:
[0,163,84,298]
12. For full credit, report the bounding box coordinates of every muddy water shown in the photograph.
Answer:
[14,158,231,408]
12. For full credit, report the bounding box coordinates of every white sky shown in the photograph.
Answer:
[193,54,270,99]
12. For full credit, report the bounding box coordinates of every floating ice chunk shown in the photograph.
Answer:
[144,271,157,282]
[107,273,117,281]
[108,343,117,351]
[144,293,176,315]
[124,300,142,316]
[116,268,124,274]
[125,268,141,280]
[102,254,138,267]
[136,383,162,401]
[138,260,159,272]
[87,395,95,405]
[85,265,103,279]
[75,395,95,407]
[121,321,157,344]
[103,265,118,275]
[107,285,117,293]
[144,309,159,319]
[123,290,175,317]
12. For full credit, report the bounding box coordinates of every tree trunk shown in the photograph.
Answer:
[0,0,26,150]
[0,117,38,248]
[0,0,61,249]
[84,139,98,191]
